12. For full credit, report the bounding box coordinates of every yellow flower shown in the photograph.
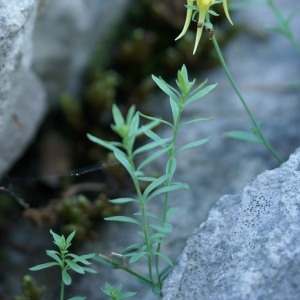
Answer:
[175,0,233,54]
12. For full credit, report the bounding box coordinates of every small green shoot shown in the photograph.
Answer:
[101,282,137,300]
[29,230,97,300]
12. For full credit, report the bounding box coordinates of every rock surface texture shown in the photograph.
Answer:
[162,148,300,299]
[0,0,46,176]
[0,0,130,177]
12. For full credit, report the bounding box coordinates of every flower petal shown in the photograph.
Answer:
[222,0,233,25]
[175,0,194,41]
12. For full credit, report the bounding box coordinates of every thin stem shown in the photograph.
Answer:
[155,108,182,282]
[98,254,153,286]
[211,33,283,163]
[60,281,64,300]
[127,149,154,284]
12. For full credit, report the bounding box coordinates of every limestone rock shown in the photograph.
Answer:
[163,148,300,299]
[0,0,46,176]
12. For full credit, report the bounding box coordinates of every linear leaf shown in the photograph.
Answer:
[29,262,59,271]
[137,146,170,171]
[170,97,179,124]
[225,130,262,144]
[87,133,121,152]
[81,266,97,274]
[152,75,179,101]
[133,138,168,157]
[146,182,189,202]
[142,174,170,200]
[113,149,132,174]
[71,253,95,263]
[184,83,218,106]
[65,259,85,274]
[46,250,62,264]
[180,117,213,128]
[104,216,141,226]
[109,197,138,204]
[139,112,173,128]
[137,176,156,182]
[176,137,211,155]
[66,230,76,245]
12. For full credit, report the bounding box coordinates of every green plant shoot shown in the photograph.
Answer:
[88,64,216,295]
[101,282,137,300]
[29,230,97,300]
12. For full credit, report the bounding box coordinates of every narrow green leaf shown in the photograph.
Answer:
[29,262,59,271]
[180,117,213,128]
[113,149,132,174]
[112,104,125,129]
[50,229,64,247]
[104,216,141,226]
[176,137,211,155]
[225,130,262,144]
[87,133,121,153]
[137,146,170,171]
[66,230,76,245]
[142,173,170,200]
[81,266,97,274]
[62,270,72,285]
[67,297,86,300]
[133,138,168,156]
[152,75,179,101]
[65,259,85,274]
[68,253,92,265]
[137,176,156,182]
[109,197,138,204]
[184,83,218,106]
[146,182,189,202]
[73,253,96,262]
[46,250,62,264]
[139,112,173,128]
[170,97,180,124]
[118,292,138,299]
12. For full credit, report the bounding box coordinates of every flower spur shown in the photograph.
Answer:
[175,0,233,54]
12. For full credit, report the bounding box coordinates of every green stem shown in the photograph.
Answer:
[155,108,182,282]
[211,34,283,163]
[60,281,64,300]
[127,150,154,284]
[99,254,153,286]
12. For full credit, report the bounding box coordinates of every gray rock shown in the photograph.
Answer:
[0,0,46,176]
[33,0,131,104]
[163,148,300,300]
[0,0,130,177]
